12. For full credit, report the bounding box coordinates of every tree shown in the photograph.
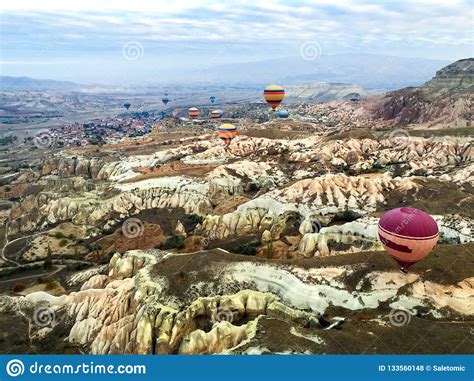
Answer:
[44,244,53,270]
[267,241,273,259]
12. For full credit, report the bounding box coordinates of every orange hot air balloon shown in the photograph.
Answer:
[217,123,237,146]
[378,207,439,273]
[188,108,199,119]
[263,84,285,110]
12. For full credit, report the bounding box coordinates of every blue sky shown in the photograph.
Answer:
[0,0,472,84]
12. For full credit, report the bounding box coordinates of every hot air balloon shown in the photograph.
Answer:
[188,108,199,119]
[210,109,223,119]
[162,97,170,106]
[210,96,216,103]
[217,123,237,146]
[378,207,439,273]
[263,84,285,110]
[123,102,131,110]
[277,110,289,118]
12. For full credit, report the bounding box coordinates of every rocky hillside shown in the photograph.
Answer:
[425,58,474,91]
[369,58,473,127]
[0,67,472,355]
[1,246,473,354]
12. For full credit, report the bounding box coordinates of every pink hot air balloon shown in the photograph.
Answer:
[378,207,439,273]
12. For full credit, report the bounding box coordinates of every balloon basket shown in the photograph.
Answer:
[399,267,408,274]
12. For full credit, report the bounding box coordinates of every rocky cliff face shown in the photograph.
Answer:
[369,88,472,127]
[42,156,106,178]
[295,58,473,128]
[425,58,473,91]
[7,176,212,236]
[369,58,473,127]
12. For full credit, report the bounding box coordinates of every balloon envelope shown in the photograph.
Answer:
[162,97,169,105]
[123,102,131,110]
[210,96,216,103]
[217,123,237,146]
[188,108,199,119]
[263,84,285,110]
[210,109,223,119]
[378,207,438,270]
[277,110,289,118]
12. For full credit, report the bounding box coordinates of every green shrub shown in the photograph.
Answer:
[333,210,361,223]
[55,232,65,239]
[227,241,259,256]
[187,214,204,225]
[160,235,185,250]
[247,182,259,192]
[412,169,426,176]
[58,239,68,247]
[392,164,405,177]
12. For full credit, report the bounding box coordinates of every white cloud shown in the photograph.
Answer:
[0,0,206,12]
[1,0,471,71]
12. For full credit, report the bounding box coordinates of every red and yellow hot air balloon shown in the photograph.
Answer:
[378,207,439,273]
[263,84,285,110]
[210,109,223,119]
[188,108,199,119]
[217,123,237,146]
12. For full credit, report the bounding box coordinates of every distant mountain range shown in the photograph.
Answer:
[284,82,368,102]
[1,53,451,92]
[0,76,87,91]
[184,53,450,91]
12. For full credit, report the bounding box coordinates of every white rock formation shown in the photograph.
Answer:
[200,174,417,239]
[208,160,287,195]
[2,248,471,355]
[8,177,213,235]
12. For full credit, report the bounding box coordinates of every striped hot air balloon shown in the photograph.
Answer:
[217,123,237,146]
[188,108,199,119]
[263,84,285,110]
[378,207,439,273]
[210,110,223,119]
